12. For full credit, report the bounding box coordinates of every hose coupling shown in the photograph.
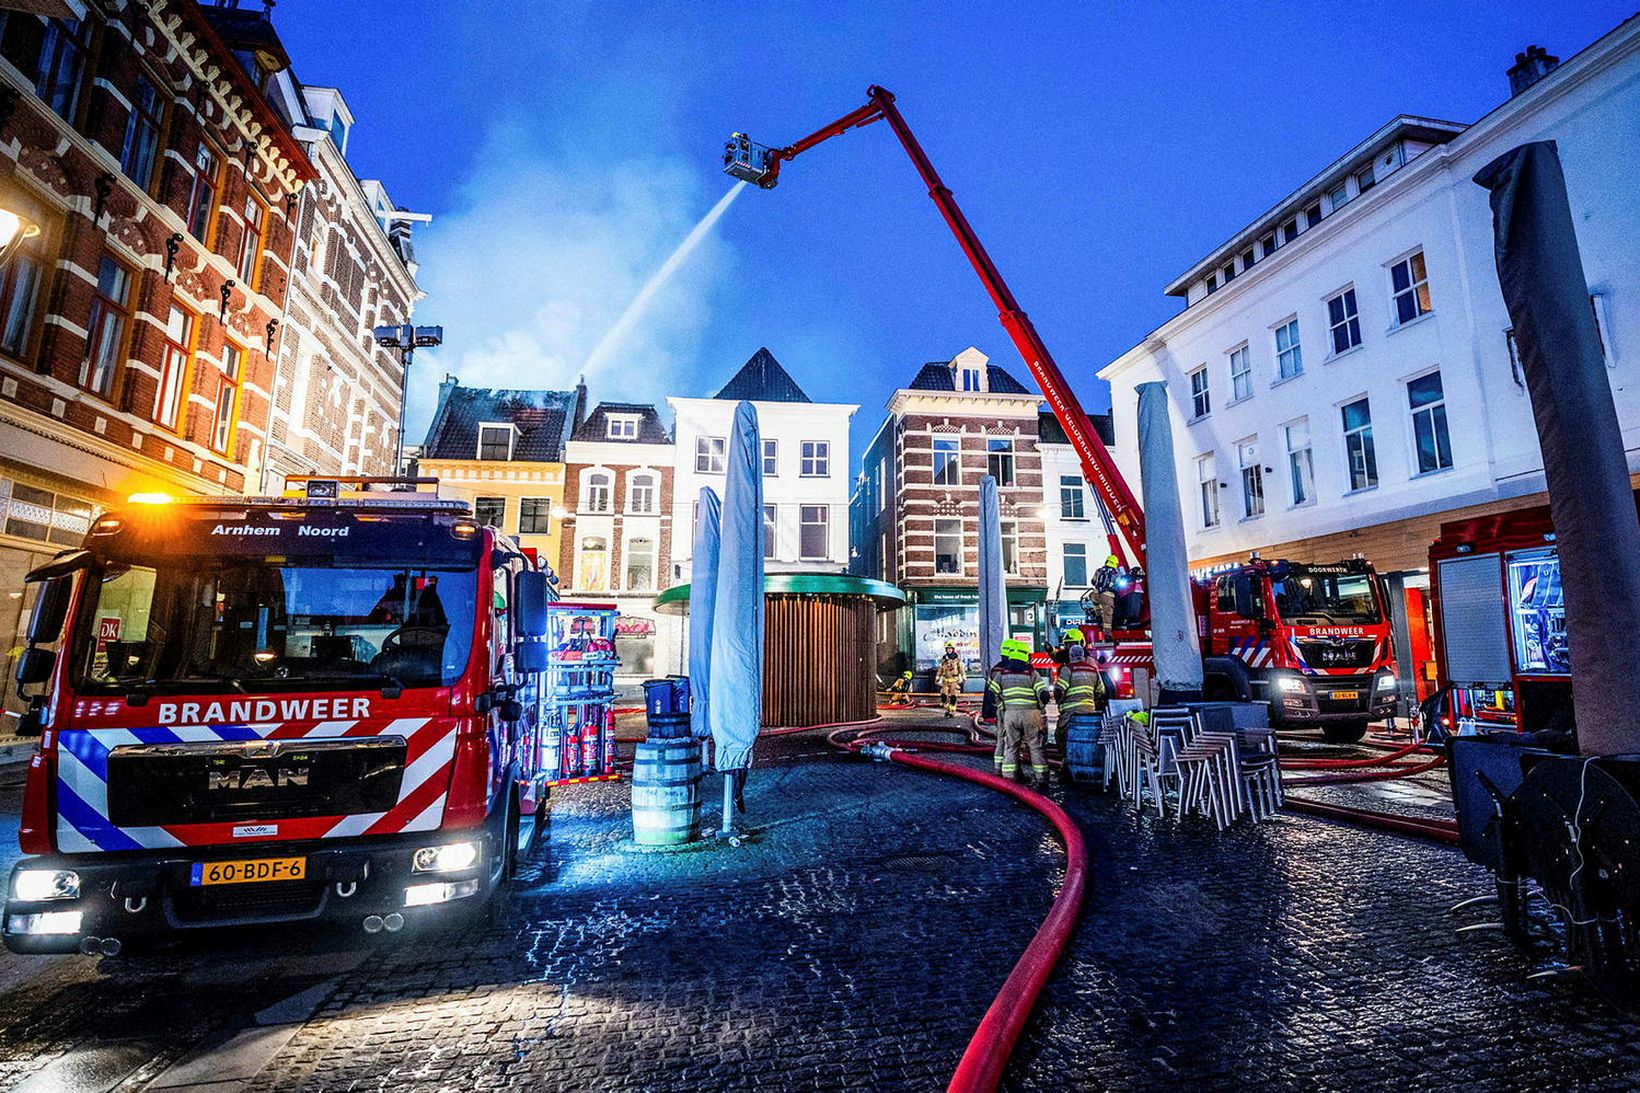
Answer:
[861,742,899,762]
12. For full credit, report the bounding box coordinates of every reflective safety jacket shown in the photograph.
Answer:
[987,663,1050,710]
[1053,661,1107,714]
[936,655,966,684]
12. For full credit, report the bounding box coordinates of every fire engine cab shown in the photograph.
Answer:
[1193,557,1399,742]
[4,478,555,955]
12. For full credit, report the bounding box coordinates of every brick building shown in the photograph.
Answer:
[852,346,1048,677]
[0,0,317,709]
[558,402,676,680]
[417,378,585,577]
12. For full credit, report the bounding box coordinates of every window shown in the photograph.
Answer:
[1059,474,1086,520]
[1239,439,1265,518]
[762,438,778,476]
[1197,454,1220,529]
[36,18,89,122]
[1281,218,1299,244]
[1327,288,1361,355]
[577,535,609,592]
[155,305,194,429]
[606,414,638,440]
[473,496,506,529]
[1222,263,1236,284]
[932,436,959,485]
[0,225,44,357]
[1240,247,1256,271]
[934,518,962,574]
[695,436,725,474]
[1275,318,1302,379]
[763,503,777,560]
[1206,275,1217,295]
[519,498,552,534]
[628,472,657,513]
[187,143,221,243]
[1407,370,1453,474]
[1391,251,1432,324]
[81,255,132,397]
[1063,543,1089,588]
[584,471,612,513]
[120,74,164,190]
[0,479,93,546]
[1261,234,1278,258]
[1326,181,1349,211]
[211,343,242,454]
[800,504,829,560]
[1357,163,1376,193]
[1189,366,1210,419]
[623,537,656,591]
[1285,418,1315,506]
[477,424,513,460]
[800,440,829,477]
[237,196,266,287]
[1229,344,1252,401]
[1304,202,1322,229]
[1341,397,1378,491]
[986,438,1014,487]
[1000,520,1019,574]
[959,365,983,391]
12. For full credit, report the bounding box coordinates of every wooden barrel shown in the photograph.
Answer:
[1063,715,1102,785]
[631,740,701,846]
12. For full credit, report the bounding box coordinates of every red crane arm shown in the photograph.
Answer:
[768,86,1147,564]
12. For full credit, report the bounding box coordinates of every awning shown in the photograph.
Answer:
[654,573,907,615]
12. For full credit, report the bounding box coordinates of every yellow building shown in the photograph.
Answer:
[416,379,586,579]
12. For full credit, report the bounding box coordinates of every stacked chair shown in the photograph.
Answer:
[1108,706,1283,828]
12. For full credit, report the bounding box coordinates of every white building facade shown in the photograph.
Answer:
[667,348,856,582]
[1036,412,1115,642]
[1096,21,1640,699]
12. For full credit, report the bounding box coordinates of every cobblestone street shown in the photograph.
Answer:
[2,713,1640,1091]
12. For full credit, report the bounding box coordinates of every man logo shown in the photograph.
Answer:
[207,767,311,791]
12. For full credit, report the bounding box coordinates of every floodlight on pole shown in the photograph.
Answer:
[0,207,41,274]
[373,322,443,477]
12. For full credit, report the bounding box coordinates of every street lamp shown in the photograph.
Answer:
[373,323,443,477]
[0,207,41,274]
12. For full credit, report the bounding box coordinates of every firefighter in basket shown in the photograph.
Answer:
[935,642,966,717]
[987,639,1051,787]
[1092,554,1123,640]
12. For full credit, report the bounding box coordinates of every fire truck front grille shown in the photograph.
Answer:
[167,880,327,926]
[1296,639,1376,671]
[106,738,407,826]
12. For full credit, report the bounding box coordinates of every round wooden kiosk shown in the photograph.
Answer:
[654,574,906,728]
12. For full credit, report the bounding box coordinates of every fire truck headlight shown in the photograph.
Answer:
[13,869,80,902]
[411,842,479,874]
[404,878,482,907]
[1375,672,1398,692]
[7,910,82,935]
[1275,674,1307,694]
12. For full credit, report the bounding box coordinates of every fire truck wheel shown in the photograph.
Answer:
[500,790,521,888]
[1321,721,1369,744]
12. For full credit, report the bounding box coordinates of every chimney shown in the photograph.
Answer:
[1507,44,1560,97]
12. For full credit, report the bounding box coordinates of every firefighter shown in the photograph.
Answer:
[886,671,914,707]
[986,639,1051,786]
[1053,641,1108,742]
[1052,627,1085,668]
[935,642,966,716]
[1092,554,1122,639]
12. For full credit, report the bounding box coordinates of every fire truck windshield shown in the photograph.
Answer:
[1270,571,1381,624]
[70,559,479,695]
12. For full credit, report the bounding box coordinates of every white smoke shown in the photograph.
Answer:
[404,121,739,436]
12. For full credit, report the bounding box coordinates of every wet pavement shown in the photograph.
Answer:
[0,712,1638,1090]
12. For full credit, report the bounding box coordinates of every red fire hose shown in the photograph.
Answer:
[1281,795,1459,843]
[1281,752,1446,788]
[1278,741,1425,770]
[825,722,1085,1093]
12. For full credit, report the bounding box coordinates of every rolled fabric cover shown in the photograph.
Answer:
[1135,381,1203,696]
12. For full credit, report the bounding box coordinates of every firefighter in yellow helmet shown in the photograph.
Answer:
[986,639,1051,786]
[1092,554,1122,639]
[935,641,966,717]
[1053,638,1108,741]
[886,670,914,707]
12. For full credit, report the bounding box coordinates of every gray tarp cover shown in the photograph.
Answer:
[706,402,765,771]
[1475,141,1640,755]
[688,487,722,741]
[1136,381,1203,693]
[978,474,1007,667]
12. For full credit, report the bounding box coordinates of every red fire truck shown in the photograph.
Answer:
[1094,557,1399,742]
[1426,495,1627,735]
[4,479,557,955]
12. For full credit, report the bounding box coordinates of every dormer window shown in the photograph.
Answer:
[606,414,639,440]
[959,365,983,392]
[477,423,515,461]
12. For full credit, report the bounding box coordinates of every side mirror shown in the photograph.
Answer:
[515,571,548,637]
[497,698,524,723]
[26,576,72,645]
[15,706,45,737]
[15,647,55,688]
[515,639,548,675]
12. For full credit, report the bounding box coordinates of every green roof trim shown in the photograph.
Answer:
[654,574,908,615]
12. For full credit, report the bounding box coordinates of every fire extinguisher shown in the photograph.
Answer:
[563,708,582,778]
[601,708,616,776]
[580,704,599,775]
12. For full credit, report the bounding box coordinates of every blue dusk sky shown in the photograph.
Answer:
[271,1,1634,463]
